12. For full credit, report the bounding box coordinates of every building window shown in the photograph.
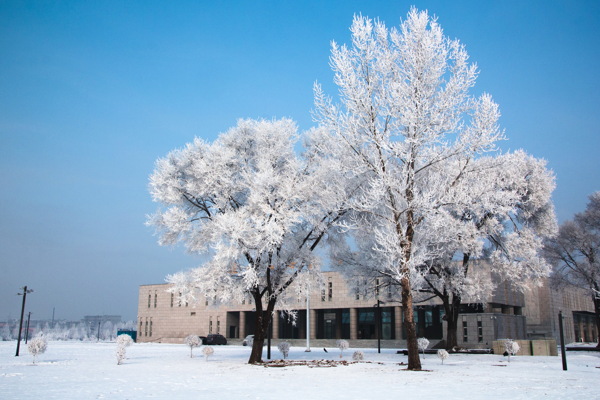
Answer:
[217,318,220,334]
[209,318,213,334]
[477,316,483,343]
[149,318,153,337]
[328,282,333,301]
[375,279,380,297]
[148,294,151,308]
[179,292,182,307]
[321,289,326,302]
[145,319,148,337]
[154,293,157,308]
[139,319,142,335]
[191,312,196,316]
[462,318,468,343]
[171,293,174,308]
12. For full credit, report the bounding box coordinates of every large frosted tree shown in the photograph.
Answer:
[416,151,556,350]
[544,192,600,348]
[311,8,554,369]
[148,118,347,364]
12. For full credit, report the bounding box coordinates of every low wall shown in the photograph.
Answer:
[492,339,557,356]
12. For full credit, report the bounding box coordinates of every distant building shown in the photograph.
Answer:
[135,269,598,348]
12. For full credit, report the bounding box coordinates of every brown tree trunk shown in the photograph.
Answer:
[443,294,461,351]
[401,276,422,370]
[248,291,276,364]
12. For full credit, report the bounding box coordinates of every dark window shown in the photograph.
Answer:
[154,293,157,308]
[328,282,333,301]
[170,293,174,307]
[477,318,483,342]
[462,320,468,342]
[148,294,151,308]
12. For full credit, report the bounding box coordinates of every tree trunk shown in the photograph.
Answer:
[443,294,461,351]
[594,295,600,349]
[248,292,276,364]
[401,276,421,370]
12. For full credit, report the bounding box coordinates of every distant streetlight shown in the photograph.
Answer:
[15,286,33,356]
[305,281,311,352]
[373,299,383,354]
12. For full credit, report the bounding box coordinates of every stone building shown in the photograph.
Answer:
[137,270,549,348]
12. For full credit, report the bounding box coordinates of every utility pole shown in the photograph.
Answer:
[25,312,32,343]
[15,286,33,356]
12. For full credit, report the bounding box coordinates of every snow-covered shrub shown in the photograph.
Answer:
[202,346,214,361]
[417,338,430,355]
[336,339,349,358]
[184,335,201,358]
[116,344,127,365]
[277,342,290,359]
[437,349,449,364]
[116,334,134,347]
[28,335,48,364]
[115,334,134,365]
[504,340,520,362]
[352,350,364,361]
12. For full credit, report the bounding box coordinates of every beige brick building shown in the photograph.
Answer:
[135,270,595,348]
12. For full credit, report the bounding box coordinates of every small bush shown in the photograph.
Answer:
[417,337,430,355]
[336,339,349,358]
[28,335,48,364]
[504,340,520,362]
[277,342,290,359]
[437,349,449,364]
[202,346,214,361]
[352,350,364,361]
[116,334,134,347]
[184,335,201,358]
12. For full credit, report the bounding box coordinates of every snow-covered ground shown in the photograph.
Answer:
[1,341,598,399]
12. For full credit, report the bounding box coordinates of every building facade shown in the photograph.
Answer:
[136,270,565,348]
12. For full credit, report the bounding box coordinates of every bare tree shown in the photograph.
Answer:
[545,192,600,348]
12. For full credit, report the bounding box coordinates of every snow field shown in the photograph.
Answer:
[0,341,598,399]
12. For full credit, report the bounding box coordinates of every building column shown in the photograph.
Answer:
[394,306,402,340]
[310,309,317,339]
[239,311,246,338]
[350,308,358,340]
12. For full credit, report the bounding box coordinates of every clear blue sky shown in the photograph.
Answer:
[1,1,598,322]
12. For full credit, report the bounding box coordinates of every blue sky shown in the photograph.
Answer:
[1,1,598,322]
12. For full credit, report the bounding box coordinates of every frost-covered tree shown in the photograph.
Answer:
[336,339,349,358]
[544,192,600,348]
[184,335,201,358]
[28,335,47,364]
[202,345,214,361]
[277,342,290,359]
[417,337,430,356]
[437,349,449,364]
[148,118,347,364]
[418,151,556,350]
[312,9,556,368]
